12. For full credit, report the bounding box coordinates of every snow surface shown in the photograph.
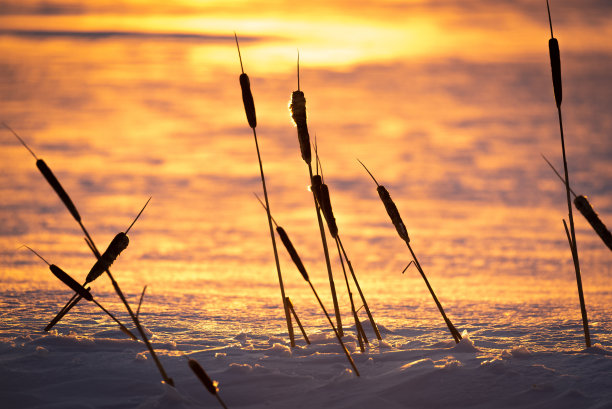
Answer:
[2,307,612,409]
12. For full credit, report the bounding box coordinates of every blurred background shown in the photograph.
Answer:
[1,0,611,346]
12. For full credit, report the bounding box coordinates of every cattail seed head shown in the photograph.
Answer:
[310,174,323,204]
[188,359,219,395]
[50,265,93,301]
[289,90,311,164]
[240,73,257,128]
[574,195,612,251]
[548,38,562,108]
[276,226,309,281]
[86,232,129,283]
[377,186,410,243]
[36,159,81,222]
[319,184,338,238]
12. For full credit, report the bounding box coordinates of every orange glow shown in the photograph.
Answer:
[0,0,611,334]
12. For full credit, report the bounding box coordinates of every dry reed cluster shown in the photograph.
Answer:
[4,2,609,403]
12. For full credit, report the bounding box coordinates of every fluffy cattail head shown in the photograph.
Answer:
[276,226,309,281]
[289,90,311,164]
[240,73,257,128]
[377,186,410,243]
[50,265,93,301]
[86,232,129,283]
[319,184,338,238]
[310,174,323,204]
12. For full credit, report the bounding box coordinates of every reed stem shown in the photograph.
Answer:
[286,297,310,344]
[252,127,296,348]
[557,108,591,347]
[337,236,382,340]
[307,162,343,336]
[406,242,462,343]
[334,237,365,352]
[307,281,360,376]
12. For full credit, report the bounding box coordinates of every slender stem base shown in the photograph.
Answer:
[335,237,365,352]
[286,297,310,344]
[307,162,343,336]
[308,281,359,376]
[557,107,591,348]
[252,128,296,348]
[337,236,382,340]
[406,242,461,343]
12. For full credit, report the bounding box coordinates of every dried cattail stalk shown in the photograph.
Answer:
[20,245,137,340]
[50,265,93,301]
[319,184,338,238]
[85,197,149,283]
[358,159,462,343]
[4,123,82,222]
[254,195,357,372]
[235,34,256,129]
[335,237,365,352]
[358,160,409,243]
[542,154,612,251]
[136,285,148,318]
[289,53,312,164]
[290,92,311,164]
[86,233,129,283]
[188,359,229,409]
[285,297,310,345]
[574,196,612,251]
[189,359,219,394]
[545,0,590,347]
[235,35,295,347]
[377,186,410,243]
[276,226,309,281]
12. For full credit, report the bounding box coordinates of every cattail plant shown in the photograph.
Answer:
[288,60,343,336]
[254,194,311,345]
[542,155,612,251]
[358,160,462,343]
[46,197,150,327]
[234,34,296,347]
[255,196,359,375]
[188,359,229,409]
[20,245,137,340]
[7,124,174,368]
[545,0,591,347]
[42,198,175,386]
[5,123,101,262]
[311,157,382,342]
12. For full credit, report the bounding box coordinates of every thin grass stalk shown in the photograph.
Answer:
[406,242,461,343]
[334,237,365,351]
[254,194,313,345]
[286,297,310,345]
[235,34,295,347]
[546,0,590,347]
[337,236,382,341]
[288,60,343,336]
[542,154,612,251]
[307,163,343,336]
[358,159,461,343]
[255,197,358,373]
[307,281,360,376]
[51,205,175,384]
[136,285,148,318]
[89,242,175,385]
[252,128,296,348]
